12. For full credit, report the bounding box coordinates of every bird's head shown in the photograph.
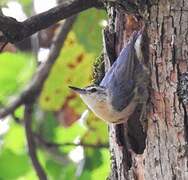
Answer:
[69,85,107,108]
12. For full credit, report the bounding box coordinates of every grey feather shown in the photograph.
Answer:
[100,32,140,111]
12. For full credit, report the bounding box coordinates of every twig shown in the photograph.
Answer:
[34,133,108,149]
[0,41,8,52]
[35,133,72,165]
[0,96,23,118]
[0,36,7,43]
[107,0,138,13]
[24,104,47,180]
[43,142,109,149]
[11,112,22,124]
[0,0,103,43]
[0,16,77,119]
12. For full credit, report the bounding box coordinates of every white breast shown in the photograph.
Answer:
[80,94,137,124]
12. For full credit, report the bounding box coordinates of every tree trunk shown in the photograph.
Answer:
[107,1,188,179]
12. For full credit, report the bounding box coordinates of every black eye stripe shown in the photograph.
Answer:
[85,86,105,92]
[90,88,97,92]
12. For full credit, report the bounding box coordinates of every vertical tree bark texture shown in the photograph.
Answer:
[108,1,188,179]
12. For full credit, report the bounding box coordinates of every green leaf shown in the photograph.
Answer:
[0,149,30,180]
[3,122,26,154]
[78,170,91,180]
[0,0,8,6]
[39,32,94,112]
[18,0,33,15]
[46,159,63,179]
[17,170,38,180]
[91,149,110,179]
[73,9,106,55]
[84,150,103,170]
[14,105,24,120]
[60,164,76,180]
[46,159,77,180]
[35,111,58,142]
[0,52,35,103]
[79,150,110,180]
[55,123,86,142]
[54,122,86,153]
[82,114,108,145]
[18,0,32,6]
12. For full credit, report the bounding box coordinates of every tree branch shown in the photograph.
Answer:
[0,15,77,119]
[34,133,109,149]
[0,42,8,52]
[24,104,47,180]
[0,0,103,43]
[107,0,138,13]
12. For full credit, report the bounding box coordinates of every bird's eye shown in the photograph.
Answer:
[90,88,97,93]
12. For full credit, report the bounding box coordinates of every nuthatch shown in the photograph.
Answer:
[69,30,149,124]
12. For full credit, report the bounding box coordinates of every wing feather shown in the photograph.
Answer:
[100,32,139,111]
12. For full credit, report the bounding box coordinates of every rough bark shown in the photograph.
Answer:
[107,0,188,179]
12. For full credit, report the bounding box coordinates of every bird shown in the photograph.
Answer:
[69,29,149,124]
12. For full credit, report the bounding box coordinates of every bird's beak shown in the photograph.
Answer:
[69,86,87,94]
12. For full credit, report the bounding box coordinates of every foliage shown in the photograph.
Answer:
[0,1,109,180]
[0,53,35,103]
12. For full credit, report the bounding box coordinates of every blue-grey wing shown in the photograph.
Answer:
[100,33,138,111]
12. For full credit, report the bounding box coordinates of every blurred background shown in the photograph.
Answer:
[0,0,110,179]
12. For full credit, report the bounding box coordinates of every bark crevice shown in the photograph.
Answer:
[108,0,188,179]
